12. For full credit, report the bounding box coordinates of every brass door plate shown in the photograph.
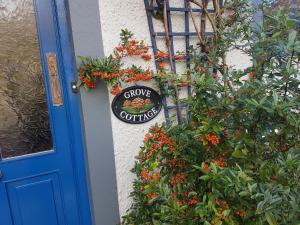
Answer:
[46,53,63,106]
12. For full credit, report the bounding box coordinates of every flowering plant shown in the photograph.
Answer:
[77,29,153,95]
[77,29,191,95]
[122,1,300,225]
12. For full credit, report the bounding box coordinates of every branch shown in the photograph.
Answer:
[189,0,217,33]
[200,0,209,40]
[284,50,295,101]
[212,0,221,18]
[223,0,228,7]
[188,1,205,46]
[163,0,170,47]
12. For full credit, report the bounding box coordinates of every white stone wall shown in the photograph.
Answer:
[97,0,251,217]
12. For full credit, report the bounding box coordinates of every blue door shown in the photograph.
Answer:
[0,1,92,225]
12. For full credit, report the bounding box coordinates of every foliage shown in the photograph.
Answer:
[77,29,188,96]
[77,29,153,95]
[121,1,300,225]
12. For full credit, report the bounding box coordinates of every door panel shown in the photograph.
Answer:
[0,0,91,225]
[6,173,65,225]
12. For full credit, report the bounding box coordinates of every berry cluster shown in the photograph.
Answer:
[154,51,186,70]
[77,30,154,95]
[198,133,220,146]
[115,39,151,60]
[120,66,152,83]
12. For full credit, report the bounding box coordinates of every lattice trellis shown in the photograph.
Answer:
[144,0,223,124]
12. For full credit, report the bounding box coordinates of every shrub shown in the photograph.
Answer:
[122,1,300,224]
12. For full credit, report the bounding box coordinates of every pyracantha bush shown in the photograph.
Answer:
[77,29,153,95]
[77,30,189,95]
[122,1,300,225]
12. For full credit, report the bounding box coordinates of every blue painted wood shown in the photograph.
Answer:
[55,0,94,224]
[153,31,213,36]
[6,173,65,225]
[144,0,170,120]
[148,6,215,13]
[0,1,93,225]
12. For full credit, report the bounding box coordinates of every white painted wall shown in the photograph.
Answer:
[98,0,165,217]
[97,0,251,217]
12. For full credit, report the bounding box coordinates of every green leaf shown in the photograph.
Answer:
[272,31,281,38]
[288,30,297,44]
[188,191,198,197]
[272,91,278,106]
[232,149,247,159]
[285,19,294,29]
[200,175,211,181]
[192,165,202,170]
[76,79,83,87]
[212,125,222,132]
[239,191,249,197]
[148,196,158,204]
[265,212,278,225]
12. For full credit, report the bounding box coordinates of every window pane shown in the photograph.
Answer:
[0,0,53,159]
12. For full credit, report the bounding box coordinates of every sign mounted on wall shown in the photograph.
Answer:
[112,86,162,124]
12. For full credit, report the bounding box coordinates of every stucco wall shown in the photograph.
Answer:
[97,0,251,217]
[97,0,166,216]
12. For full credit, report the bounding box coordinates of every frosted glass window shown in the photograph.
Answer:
[0,0,53,158]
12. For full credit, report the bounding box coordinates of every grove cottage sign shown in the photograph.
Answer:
[111,86,162,124]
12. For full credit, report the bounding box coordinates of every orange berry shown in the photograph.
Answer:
[142,54,152,61]
[159,62,165,69]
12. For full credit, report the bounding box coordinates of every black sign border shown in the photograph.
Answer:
[111,85,162,124]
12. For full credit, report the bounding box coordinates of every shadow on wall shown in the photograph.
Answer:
[79,80,120,224]
[67,0,121,224]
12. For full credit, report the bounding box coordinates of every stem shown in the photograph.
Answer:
[189,0,217,33]
[174,86,183,125]
[188,0,223,72]
[284,50,295,101]
[188,1,205,45]
[163,0,170,47]
[223,0,228,7]
[221,53,233,94]
[212,0,221,18]
[200,0,209,40]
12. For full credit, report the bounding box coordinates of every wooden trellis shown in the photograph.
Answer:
[143,0,223,124]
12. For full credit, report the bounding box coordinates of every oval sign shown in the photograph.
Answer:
[111,86,162,124]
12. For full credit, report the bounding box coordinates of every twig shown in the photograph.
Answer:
[284,50,295,101]
[189,0,217,33]
[188,1,205,46]
[162,0,174,71]
[200,0,209,40]
[163,0,170,47]
[221,0,228,8]
[212,0,221,18]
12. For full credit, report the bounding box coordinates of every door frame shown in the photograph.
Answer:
[51,0,93,224]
